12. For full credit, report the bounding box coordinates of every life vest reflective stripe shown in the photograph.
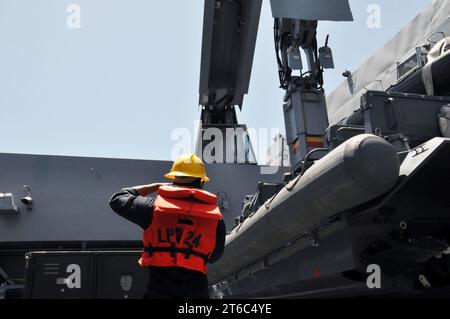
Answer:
[144,245,209,261]
[139,186,222,274]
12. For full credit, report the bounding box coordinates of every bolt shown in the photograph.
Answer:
[419,274,432,289]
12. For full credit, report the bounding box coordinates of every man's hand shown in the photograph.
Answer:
[132,183,172,196]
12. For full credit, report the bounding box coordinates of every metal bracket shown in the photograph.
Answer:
[0,267,15,286]
[412,145,429,157]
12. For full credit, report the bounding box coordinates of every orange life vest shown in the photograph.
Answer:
[139,185,222,274]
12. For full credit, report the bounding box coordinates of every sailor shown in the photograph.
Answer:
[109,154,226,299]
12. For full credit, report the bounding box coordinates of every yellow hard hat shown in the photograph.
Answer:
[165,153,210,182]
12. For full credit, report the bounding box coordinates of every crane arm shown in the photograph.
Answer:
[199,0,263,125]
[197,0,353,168]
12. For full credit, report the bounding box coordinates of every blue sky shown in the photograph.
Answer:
[0,0,430,161]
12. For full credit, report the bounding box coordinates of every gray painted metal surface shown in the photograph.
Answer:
[0,153,286,243]
[283,88,329,170]
[270,0,353,21]
[24,251,147,299]
[361,91,450,147]
[327,0,450,124]
[398,137,450,177]
[209,134,400,283]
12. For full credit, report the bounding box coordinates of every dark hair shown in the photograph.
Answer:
[173,178,204,189]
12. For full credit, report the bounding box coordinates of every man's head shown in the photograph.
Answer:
[165,154,209,189]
